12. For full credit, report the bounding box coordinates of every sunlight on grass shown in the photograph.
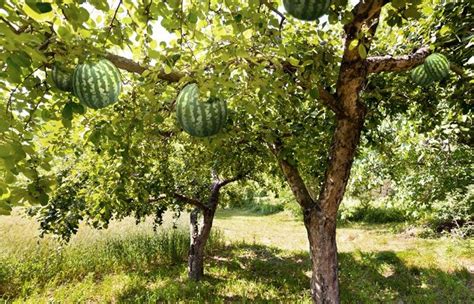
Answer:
[1,208,473,303]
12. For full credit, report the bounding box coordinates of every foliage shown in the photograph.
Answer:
[424,186,474,237]
[338,203,408,224]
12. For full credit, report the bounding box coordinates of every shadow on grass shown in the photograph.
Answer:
[117,243,473,303]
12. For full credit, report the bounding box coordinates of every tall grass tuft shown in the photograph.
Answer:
[0,227,225,300]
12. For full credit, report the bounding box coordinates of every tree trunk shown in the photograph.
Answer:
[307,118,365,303]
[188,207,216,280]
[185,174,244,281]
[188,209,214,280]
[304,208,339,304]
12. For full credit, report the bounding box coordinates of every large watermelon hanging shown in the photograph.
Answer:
[52,64,73,92]
[424,53,450,81]
[411,65,433,86]
[283,0,331,21]
[72,59,121,109]
[176,83,227,137]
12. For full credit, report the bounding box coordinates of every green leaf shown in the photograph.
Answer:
[62,118,72,128]
[0,201,12,216]
[62,103,74,121]
[0,120,9,132]
[349,39,359,50]
[309,88,319,99]
[23,2,54,21]
[187,12,198,24]
[0,144,15,158]
[288,57,300,66]
[71,103,86,115]
[35,2,52,13]
[358,44,367,59]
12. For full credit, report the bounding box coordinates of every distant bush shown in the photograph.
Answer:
[424,186,473,237]
[248,201,285,215]
[338,204,408,224]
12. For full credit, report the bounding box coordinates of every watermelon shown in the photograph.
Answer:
[411,65,433,86]
[72,59,121,109]
[283,0,331,21]
[176,83,227,137]
[52,64,73,92]
[424,53,450,81]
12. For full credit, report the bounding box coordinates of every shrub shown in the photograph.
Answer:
[338,204,408,224]
[424,186,474,237]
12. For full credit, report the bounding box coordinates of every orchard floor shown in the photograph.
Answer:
[0,208,473,303]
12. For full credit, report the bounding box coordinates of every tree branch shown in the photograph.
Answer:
[367,47,430,73]
[318,87,343,116]
[217,171,249,188]
[260,0,286,30]
[450,63,467,78]
[105,52,185,82]
[269,142,316,210]
[6,65,44,117]
[174,192,207,210]
[0,16,29,34]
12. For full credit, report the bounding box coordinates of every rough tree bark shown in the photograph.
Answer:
[187,181,219,281]
[175,173,245,281]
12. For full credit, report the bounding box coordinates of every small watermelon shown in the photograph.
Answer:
[424,53,450,81]
[176,83,227,137]
[72,59,121,109]
[411,65,433,86]
[52,64,73,92]
[283,0,331,21]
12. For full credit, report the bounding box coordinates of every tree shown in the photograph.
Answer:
[0,0,468,303]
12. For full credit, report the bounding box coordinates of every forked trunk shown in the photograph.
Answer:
[188,207,216,281]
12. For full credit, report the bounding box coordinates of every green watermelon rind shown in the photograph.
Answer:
[176,83,227,137]
[411,64,433,86]
[283,0,331,21]
[52,64,73,92]
[72,59,121,110]
[424,53,450,81]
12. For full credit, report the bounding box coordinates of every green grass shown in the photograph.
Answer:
[0,209,473,303]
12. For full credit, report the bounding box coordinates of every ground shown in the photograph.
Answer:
[0,208,472,303]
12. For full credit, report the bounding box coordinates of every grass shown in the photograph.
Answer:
[0,208,473,303]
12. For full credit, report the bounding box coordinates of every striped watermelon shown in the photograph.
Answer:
[411,65,433,86]
[52,64,73,92]
[176,83,227,137]
[424,53,450,81]
[72,59,121,109]
[283,0,331,21]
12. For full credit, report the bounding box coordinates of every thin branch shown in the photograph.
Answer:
[450,63,467,78]
[318,87,343,116]
[218,170,250,188]
[6,65,44,117]
[103,0,123,47]
[24,83,48,130]
[260,0,286,30]
[0,16,28,34]
[269,141,316,210]
[174,192,207,210]
[367,47,430,74]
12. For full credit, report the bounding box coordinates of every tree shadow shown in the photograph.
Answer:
[116,243,472,303]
